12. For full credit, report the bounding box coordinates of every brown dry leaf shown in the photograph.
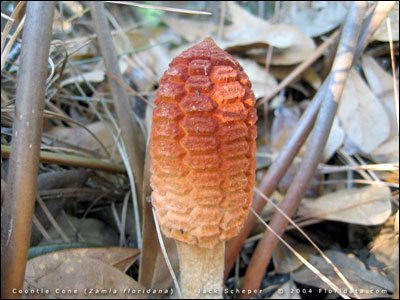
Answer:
[61,59,129,87]
[293,250,395,298]
[114,27,163,52]
[338,68,390,154]
[302,67,322,90]
[361,55,398,138]
[162,17,216,43]
[272,235,318,274]
[322,117,345,162]
[24,256,147,299]
[367,214,399,283]
[224,1,316,65]
[270,105,304,155]
[298,186,392,226]
[371,135,399,164]
[42,215,119,246]
[46,121,120,160]
[280,2,347,37]
[372,2,399,42]
[147,238,179,291]
[235,58,277,99]
[269,65,321,90]
[60,70,106,87]
[270,105,344,162]
[30,247,141,273]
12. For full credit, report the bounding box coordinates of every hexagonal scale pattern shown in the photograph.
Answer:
[150,37,257,248]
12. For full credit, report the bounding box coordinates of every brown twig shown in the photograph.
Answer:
[1,2,55,298]
[257,29,340,106]
[89,2,144,244]
[240,2,367,296]
[225,78,326,278]
[224,0,396,279]
[1,145,126,173]
[0,1,26,53]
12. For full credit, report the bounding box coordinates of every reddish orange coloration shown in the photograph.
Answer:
[150,37,257,248]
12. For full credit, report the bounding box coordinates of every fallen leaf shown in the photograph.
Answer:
[224,1,316,65]
[361,55,398,138]
[40,215,119,246]
[323,116,345,162]
[371,135,399,164]
[60,60,128,87]
[60,70,105,87]
[270,105,304,155]
[162,18,216,43]
[270,104,344,162]
[46,121,120,160]
[31,247,139,273]
[280,2,347,37]
[24,256,147,299]
[367,215,399,283]
[298,186,392,226]
[302,67,322,90]
[293,250,395,298]
[338,68,390,154]
[372,2,399,42]
[235,58,277,99]
[273,235,319,274]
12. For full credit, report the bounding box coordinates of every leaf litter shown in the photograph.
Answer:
[0,1,398,299]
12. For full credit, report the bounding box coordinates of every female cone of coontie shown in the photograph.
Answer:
[150,37,257,299]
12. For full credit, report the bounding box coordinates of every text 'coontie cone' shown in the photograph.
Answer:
[150,37,257,298]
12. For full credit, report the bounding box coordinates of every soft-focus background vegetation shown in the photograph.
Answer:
[1,1,398,299]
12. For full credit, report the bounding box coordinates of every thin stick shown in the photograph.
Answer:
[224,0,396,278]
[257,29,340,106]
[0,1,25,52]
[320,179,398,188]
[1,144,126,173]
[294,193,391,223]
[120,191,130,246]
[386,17,399,131]
[35,193,70,243]
[32,215,53,242]
[1,3,55,298]
[1,15,25,71]
[104,1,212,15]
[89,2,144,248]
[1,12,14,22]
[225,79,326,278]
[106,71,155,108]
[250,208,350,300]
[318,163,398,174]
[1,106,112,157]
[240,3,367,295]
[254,187,360,298]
